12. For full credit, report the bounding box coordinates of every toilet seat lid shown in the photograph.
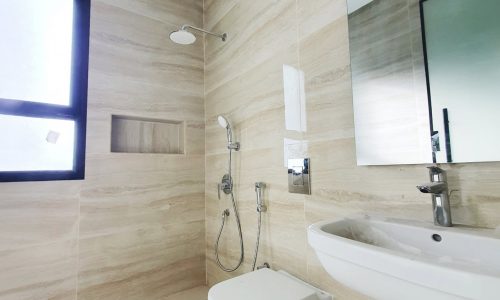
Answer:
[208,268,322,300]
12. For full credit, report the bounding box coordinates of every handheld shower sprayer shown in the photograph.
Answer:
[214,115,267,272]
[217,115,240,151]
[252,182,266,271]
[255,182,266,212]
[215,115,244,272]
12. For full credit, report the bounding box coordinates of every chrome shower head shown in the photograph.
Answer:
[217,115,232,143]
[217,115,239,151]
[217,115,229,129]
[169,24,227,45]
[169,29,196,45]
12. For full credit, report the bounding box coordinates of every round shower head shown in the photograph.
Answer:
[217,115,229,128]
[169,29,196,45]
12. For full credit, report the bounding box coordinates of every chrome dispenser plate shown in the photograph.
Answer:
[287,158,311,194]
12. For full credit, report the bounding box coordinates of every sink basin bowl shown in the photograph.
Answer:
[308,216,500,300]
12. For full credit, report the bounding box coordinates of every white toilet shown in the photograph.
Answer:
[208,268,333,300]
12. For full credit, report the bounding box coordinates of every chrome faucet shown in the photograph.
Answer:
[417,166,452,227]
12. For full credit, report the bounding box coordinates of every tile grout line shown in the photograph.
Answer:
[294,0,310,283]
[203,0,209,288]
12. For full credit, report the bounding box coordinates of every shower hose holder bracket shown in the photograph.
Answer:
[228,142,240,151]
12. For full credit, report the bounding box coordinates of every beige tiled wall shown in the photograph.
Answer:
[2,1,500,299]
[204,0,500,299]
[0,0,205,299]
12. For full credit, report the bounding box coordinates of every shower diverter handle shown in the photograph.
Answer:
[218,174,233,200]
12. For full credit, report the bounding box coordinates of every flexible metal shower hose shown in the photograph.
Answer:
[251,207,262,271]
[215,149,244,272]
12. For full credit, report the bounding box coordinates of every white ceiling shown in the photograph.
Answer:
[347,0,374,14]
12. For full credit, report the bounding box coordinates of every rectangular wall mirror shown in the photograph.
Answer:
[347,0,500,165]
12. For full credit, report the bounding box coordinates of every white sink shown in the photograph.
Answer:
[308,216,500,300]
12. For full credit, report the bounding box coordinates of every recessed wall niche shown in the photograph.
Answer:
[111,115,184,154]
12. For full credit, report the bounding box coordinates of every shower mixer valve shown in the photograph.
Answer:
[218,174,233,200]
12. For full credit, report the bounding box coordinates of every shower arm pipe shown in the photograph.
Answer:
[181,24,227,41]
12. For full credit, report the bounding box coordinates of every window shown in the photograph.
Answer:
[0,0,90,182]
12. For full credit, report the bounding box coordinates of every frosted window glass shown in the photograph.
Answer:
[0,0,74,105]
[0,115,75,171]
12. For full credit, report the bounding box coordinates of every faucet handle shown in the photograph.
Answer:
[255,182,266,190]
[427,166,446,182]
[427,166,443,173]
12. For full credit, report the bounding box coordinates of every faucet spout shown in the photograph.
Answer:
[416,182,448,194]
[417,166,452,227]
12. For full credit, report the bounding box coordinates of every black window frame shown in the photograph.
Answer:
[420,0,454,163]
[419,0,437,163]
[0,0,91,182]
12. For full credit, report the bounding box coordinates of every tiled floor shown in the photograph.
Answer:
[165,286,209,300]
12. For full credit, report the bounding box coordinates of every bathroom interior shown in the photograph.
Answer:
[1,0,500,299]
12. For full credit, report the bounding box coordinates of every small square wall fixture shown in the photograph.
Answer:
[287,158,311,194]
[111,115,184,154]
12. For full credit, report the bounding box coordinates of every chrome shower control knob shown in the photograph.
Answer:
[218,174,233,197]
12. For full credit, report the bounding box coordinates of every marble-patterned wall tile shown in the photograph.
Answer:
[204,0,303,287]
[79,155,205,238]
[205,0,298,93]
[0,182,80,251]
[77,221,205,300]
[98,0,203,28]
[78,0,206,298]
[204,0,240,31]
[0,240,78,300]
[0,181,80,300]
[297,0,346,39]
